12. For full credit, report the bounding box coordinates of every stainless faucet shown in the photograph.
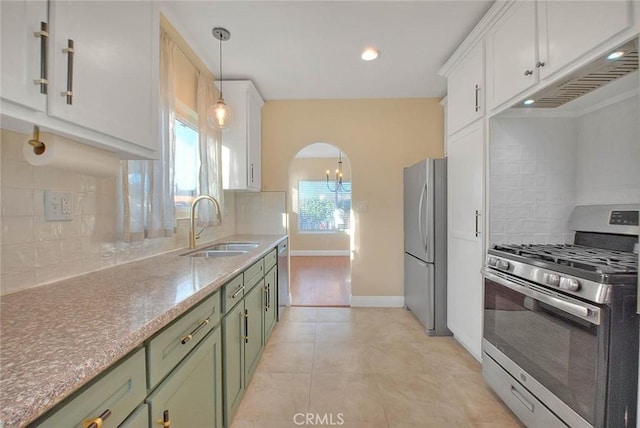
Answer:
[189,195,222,249]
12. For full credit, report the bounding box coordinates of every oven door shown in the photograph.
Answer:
[482,269,605,427]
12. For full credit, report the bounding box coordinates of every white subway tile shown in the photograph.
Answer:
[61,238,84,262]
[35,241,62,268]
[2,217,35,245]
[34,166,60,190]
[1,271,37,295]
[2,244,35,274]
[34,219,63,242]
[1,160,34,189]
[2,188,34,217]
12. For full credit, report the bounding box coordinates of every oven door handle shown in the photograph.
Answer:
[482,269,601,325]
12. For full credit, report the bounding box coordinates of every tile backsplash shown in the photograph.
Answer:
[1,129,236,295]
[489,94,640,245]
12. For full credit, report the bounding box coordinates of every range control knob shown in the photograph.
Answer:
[496,260,510,271]
[488,257,498,267]
[544,273,560,287]
[559,277,580,292]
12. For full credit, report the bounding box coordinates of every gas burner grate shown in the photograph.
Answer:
[492,244,638,275]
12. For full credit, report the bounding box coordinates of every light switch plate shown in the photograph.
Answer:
[45,191,73,221]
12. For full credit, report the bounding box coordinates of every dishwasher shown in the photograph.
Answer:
[277,238,290,320]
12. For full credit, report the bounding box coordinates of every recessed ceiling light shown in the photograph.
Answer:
[607,51,625,60]
[361,47,379,61]
[524,99,535,105]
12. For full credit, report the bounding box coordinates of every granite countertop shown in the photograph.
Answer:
[0,234,287,428]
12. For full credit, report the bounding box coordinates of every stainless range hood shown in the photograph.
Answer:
[514,38,638,108]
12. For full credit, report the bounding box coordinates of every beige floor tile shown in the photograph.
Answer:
[308,373,388,424]
[366,342,436,374]
[268,321,317,344]
[282,307,318,322]
[316,307,354,322]
[257,341,314,373]
[312,342,372,374]
[233,372,311,424]
[315,321,362,343]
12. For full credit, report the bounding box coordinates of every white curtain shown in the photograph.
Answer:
[121,29,176,240]
[196,71,224,226]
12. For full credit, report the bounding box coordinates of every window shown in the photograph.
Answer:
[298,180,351,232]
[174,119,199,218]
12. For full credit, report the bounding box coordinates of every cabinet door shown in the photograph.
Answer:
[487,1,538,109]
[539,0,632,79]
[247,89,262,190]
[0,0,47,111]
[147,328,223,428]
[37,348,146,428]
[447,122,484,361]
[447,42,484,135]
[264,266,277,340]
[48,0,155,151]
[222,302,246,426]
[244,281,264,382]
[119,404,149,428]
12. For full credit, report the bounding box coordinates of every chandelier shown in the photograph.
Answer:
[326,151,351,192]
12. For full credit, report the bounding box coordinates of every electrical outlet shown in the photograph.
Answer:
[356,201,369,213]
[45,191,73,221]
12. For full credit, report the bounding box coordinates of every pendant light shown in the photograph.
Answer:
[207,27,234,131]
[326,151,351,193]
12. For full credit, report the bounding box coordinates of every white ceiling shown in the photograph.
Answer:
[161,1,494,101]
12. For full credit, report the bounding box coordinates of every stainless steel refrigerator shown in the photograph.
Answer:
[403,158,450,336]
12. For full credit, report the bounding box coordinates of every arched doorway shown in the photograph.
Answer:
[288,143,352,306]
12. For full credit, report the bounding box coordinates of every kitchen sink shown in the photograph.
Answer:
[184,250,248,258]
[181,242,260,257]
[202,242,260,251]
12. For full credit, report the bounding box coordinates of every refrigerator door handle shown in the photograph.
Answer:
[418,183,427,249]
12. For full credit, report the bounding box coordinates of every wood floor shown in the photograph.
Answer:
[289,256,351,307]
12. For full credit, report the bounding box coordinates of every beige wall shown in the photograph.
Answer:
[262,98,444,298]
[289,156,350,253]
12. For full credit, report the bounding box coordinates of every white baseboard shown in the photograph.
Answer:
[350,295,405,308]
[290,250,350,257]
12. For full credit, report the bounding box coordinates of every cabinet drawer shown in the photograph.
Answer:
[37,348,146,428]
[222,274,245,314]
[147,291,220,388]
[264,248,277,271]
[245,258,264,290]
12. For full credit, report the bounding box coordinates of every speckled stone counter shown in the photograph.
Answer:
[0,234,287,428]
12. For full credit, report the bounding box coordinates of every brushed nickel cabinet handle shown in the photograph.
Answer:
[474,84,480,112]
[180,317,210,345]
[61,39,75,104]
[33,22,48,93]
[536,61,545,68]
[524,69,533,76]
[475,210,481,237]
[231,285,245,299]
[83,409,112,428]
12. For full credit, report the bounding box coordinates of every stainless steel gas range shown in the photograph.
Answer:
[481,205,639,428]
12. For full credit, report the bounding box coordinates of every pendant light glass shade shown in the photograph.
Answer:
[210,27,233,131]
[207,96,234,130]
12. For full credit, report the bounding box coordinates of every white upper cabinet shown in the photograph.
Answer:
[0,0,158,159]
[0,0,48,112]
[538,0,633,80]
[447,41,485,135]
[220,80,264,192]
[486,0,635,111]
[487,1,539,109]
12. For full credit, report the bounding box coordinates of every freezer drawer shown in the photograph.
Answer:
[404,253,435,331]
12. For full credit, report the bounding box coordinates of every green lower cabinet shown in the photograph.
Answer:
[147,328,223,428]
[244,281,264,382]
[119,403,148,428]
[264,266,277,340]
[222,300,246,426]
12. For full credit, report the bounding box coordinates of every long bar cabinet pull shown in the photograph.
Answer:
[33,22,49,93]
[475,210,481,237]
[82,408,111,428]
[244,309,249,343]
[474,84,480,112]
[61,39,75,104]
[231,285,245,299]
[180,317,210,345]
[264,284,270,312]
[157,409,170,427]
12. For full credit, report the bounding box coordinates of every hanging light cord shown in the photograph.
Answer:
[218,35,223,98]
